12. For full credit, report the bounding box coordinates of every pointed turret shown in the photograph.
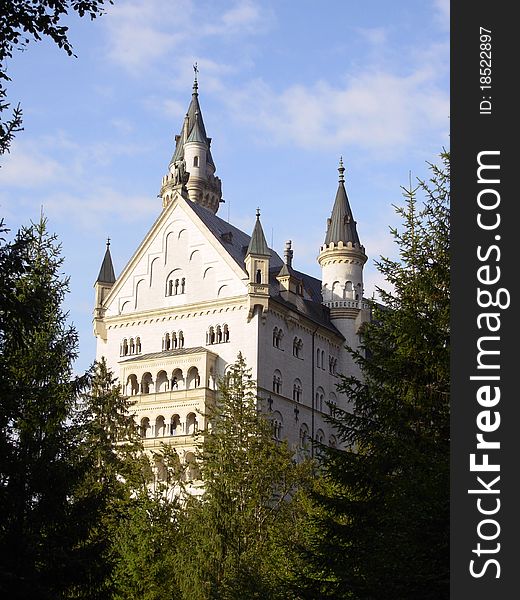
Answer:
[318,158,368,310]
[96,238,116,284]
[160,69,222,213]
[245,209,271,320]
[318,160,369,379]
[94,238,116,340]
[324,158,361,246]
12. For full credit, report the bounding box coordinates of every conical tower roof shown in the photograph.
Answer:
[96,239,116,284]
[324,158,361,246]
[246,209,271,257]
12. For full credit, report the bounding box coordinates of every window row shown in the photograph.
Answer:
[125,367,202,395]
[166,276,186,296]
[140,412,199,438]
[120,337,142,357]
[206,324,230,345]
[162,330,185,350]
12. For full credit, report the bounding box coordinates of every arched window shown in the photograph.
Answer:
[293,379,302,402]
[155,415,166,437]
[316,429,325,445]
[223,324,229,342]
[187,367,200,389]
[168,279,174,296]
[164,333,171,351]
[174,279,179,295]
[273,327,279,347]
[207,326,215,345]
[122,339,129,356]
[293,337,303,358]
[136,337,141,353]
[272,370,282,394]
[256,269,262,284]
[140,417,150,438]
[141,372,153,394]
[172,331,178,349]
[141,373,153,394]
[170,414,181,435]
[216,325,222,343]
[156,370,169,393]
[315,387,325,412]
[321,350,325,369]
[271,411,283,440]
[171,368,183,390]
[186,413,198,435]
[126,374,138,396]
[193,155,199,167]
[129,338,135,354]
[329,435,337,448]
[178,331,184,348]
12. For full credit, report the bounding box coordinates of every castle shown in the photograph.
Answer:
[93,75,370,477]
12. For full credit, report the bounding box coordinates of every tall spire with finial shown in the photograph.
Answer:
[96,237,116,284]
[161,62,223,213]
[324,157,361,246]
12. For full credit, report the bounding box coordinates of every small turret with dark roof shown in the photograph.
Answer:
[93,238,116,339]
[96,238,116,284]
[324,157,362,247]
[244,209,271,320]
[246,208,271,258]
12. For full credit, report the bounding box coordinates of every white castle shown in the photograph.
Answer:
[93,76,370,477]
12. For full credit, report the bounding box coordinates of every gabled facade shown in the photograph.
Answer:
[93,79,370,477]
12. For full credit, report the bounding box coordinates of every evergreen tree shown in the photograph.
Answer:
[0,218,85,598]
[292,153,450,599]
[174,353,310,600]
[70,358,146,599]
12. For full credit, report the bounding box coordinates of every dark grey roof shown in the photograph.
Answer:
[185,201,283,272]
[96,244,116,284]
[268,267,343,337]
[120,347,213,363]
[324,180,361,246]
[246,213,270,257]
[186,114,206,143]
[183,200,342,338]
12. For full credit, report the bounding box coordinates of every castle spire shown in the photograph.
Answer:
[324,157,361,246]
[96,238,116,284]
[160,69,222,213]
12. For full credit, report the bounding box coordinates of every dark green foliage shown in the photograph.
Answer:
[70,358,146,599]
[0,218,84,598]
[173,353,311,600]
[291,153,450,599]
[0,0,112,154]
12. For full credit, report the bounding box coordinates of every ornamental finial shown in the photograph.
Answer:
[338,156,345,182]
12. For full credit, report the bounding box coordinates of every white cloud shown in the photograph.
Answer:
[224,66,449,155]
[103,0,270,74]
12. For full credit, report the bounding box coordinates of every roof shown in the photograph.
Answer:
[184,200,342,336]
[96,244,116,284]
[185,200,283,272]
[246,212,271,257]
[324,163,361,246]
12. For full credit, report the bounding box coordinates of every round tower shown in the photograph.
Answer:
[318,158,368,319]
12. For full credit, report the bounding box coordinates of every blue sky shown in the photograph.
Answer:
[0,0,449,374]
